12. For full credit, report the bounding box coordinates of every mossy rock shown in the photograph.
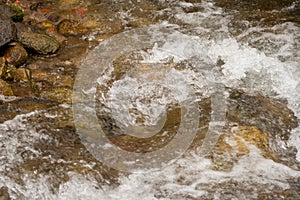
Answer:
[10,4,24,22]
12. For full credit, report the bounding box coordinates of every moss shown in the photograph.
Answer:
[10,4,24,22]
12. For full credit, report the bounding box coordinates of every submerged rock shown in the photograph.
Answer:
[0,186,11,200]
[58,19,88,36]
[40,87,72,104]
[4,43,28,67]
[17,31,60,54]
[208,89,299,171]
[211,126,277,171]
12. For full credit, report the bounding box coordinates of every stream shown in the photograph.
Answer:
[0,0,300,199]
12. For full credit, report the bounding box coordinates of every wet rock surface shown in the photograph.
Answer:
[0,186,11,200]
[4,43,28,67]
[214,0,300,25]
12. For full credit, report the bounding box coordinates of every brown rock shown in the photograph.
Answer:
[11,67,31,82]
[41,87,72,103]
[0,186,11,200]
[58,19,88,36]
[0,57,6,78]
[0,79,13,96]
[211,126,275,171]
[36,21,54,30]
[4,43,28,67]
[31,71,73,87]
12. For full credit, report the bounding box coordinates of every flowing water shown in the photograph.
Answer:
[1,0,300,199]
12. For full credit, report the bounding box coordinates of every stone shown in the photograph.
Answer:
[59,0,81,8]
[214,0,295,11]
[0,79,14,96]
[0,4,23,22]
[0,186,11,200]
[0,18,15,48]
[58,19,88,36]
[208,89,299,171]
[211,126,273,171]
[4,43,28,67]
[0,57,6,78]
[11,67,31,82]
[41,87,72,103]
[227,89,298,141]
[0,4,14,19]
[31,71,73,87]
[36,21,54,30]
[17,31,60,54]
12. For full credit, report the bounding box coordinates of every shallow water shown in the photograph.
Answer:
[1,0,300,199]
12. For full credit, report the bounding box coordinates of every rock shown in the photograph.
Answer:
[11,67,31,82]
[4,43,28,67]
[58,19,88,36]
[0,4,23,22]
[17,31,60,54]
[0,18,15,48]
[36,21,54,30]
[0,97,58,123]
[1,65,16,81]
[59,0,81,8]
[32,71,73,87]
[41,87,72,103]
[0,57,6,78]
[0,186,11,200]
[227,89,298,141]
[214,0,295,12]
[0,79,14,96]
[211,126,274,171]
[0,4,14,19]
[208,88,299,171]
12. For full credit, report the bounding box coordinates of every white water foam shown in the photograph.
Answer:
[54,145,300,200]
